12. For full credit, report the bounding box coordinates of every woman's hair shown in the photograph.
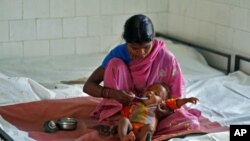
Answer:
[123,14,155,43]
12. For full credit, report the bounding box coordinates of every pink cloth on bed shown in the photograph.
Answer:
[90,39,201,135]
[0,97,228,141]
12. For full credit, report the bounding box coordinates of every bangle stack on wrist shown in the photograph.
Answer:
[101,87,110,98]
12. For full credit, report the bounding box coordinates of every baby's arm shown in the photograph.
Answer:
[176,97,199,107]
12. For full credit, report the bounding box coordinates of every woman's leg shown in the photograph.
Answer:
[96,58,135,136]
[104,58,134,91]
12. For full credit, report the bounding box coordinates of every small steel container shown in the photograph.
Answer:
[56,117,77,130]
[43,120,58,133]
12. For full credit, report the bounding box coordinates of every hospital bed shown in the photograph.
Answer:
[234,54,250,74]
[169,54,250,141]
[0,33,244,141]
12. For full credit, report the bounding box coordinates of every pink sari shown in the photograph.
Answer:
[91,39,201,133]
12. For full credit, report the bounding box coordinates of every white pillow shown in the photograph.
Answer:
[159,38,224,85]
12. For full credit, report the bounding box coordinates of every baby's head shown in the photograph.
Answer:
[143,83,168,105]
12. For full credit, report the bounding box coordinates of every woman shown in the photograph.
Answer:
[83,14,200,139]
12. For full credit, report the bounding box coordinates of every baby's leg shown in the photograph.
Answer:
[137,124,154,141]
[121,131,136,141]
[118,117,135,141]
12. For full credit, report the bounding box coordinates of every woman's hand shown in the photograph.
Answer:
[109,89,135,105]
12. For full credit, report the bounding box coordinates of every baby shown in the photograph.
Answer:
[118,83,198,141]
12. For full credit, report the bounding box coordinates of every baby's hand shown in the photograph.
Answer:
[187,97,199,104]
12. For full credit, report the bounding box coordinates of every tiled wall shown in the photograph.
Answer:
[0,0,168,59]
[166,0,250,58]
[1,0,250,61]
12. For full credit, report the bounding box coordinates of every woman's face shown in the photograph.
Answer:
[127,41,153,60]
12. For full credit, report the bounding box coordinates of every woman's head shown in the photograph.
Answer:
[123,14,155,44]
[123,14,155,59]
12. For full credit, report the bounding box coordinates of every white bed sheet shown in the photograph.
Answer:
[1,71,249,141]
[169,131,229,141]
[185,71,250,126]
[0,72,87,106]
[168,71,250,141]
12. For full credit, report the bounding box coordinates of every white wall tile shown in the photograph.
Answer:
[212,3,231,26]
[233,30,250,54]
[124,0,147,14]
[228,0,240,6]
[76,0,100,16]
[0,21,9,42]
[198,21,216,47]
[167,14,184,37]
[215,25,233,49]
[63,17,87,38]
[101,0,124,15]
[100,35,122,52]
[147,0,168,12]
[183,18,199,42]
[196,0,212,21]
[24,40,50,57]
[50,39,75,56]
[169,0,182,15]
[147,13,168,33]
[230,6,248,30]
[76,37,100,54]
[0,42,23,59]
[37,19,63,39]
[50,0,75,18]
[247,10,250,32]
[23,0,49,19]
[180,0,197,17]
[112,15,131,35]
[0,0,22,20]
[10,20,36,41]
[240,0,250,9]
[88,16,113,36]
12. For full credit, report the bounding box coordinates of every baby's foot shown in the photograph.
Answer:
[121,131,136,141]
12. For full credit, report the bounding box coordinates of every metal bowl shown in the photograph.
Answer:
[56,117,77,130]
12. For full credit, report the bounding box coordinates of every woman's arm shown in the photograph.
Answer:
[83,66,135,104]
[83,66,104,97]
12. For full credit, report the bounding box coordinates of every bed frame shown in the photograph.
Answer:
[0,128,14,141]
[234,55,250,74]
[156,32,231,74]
